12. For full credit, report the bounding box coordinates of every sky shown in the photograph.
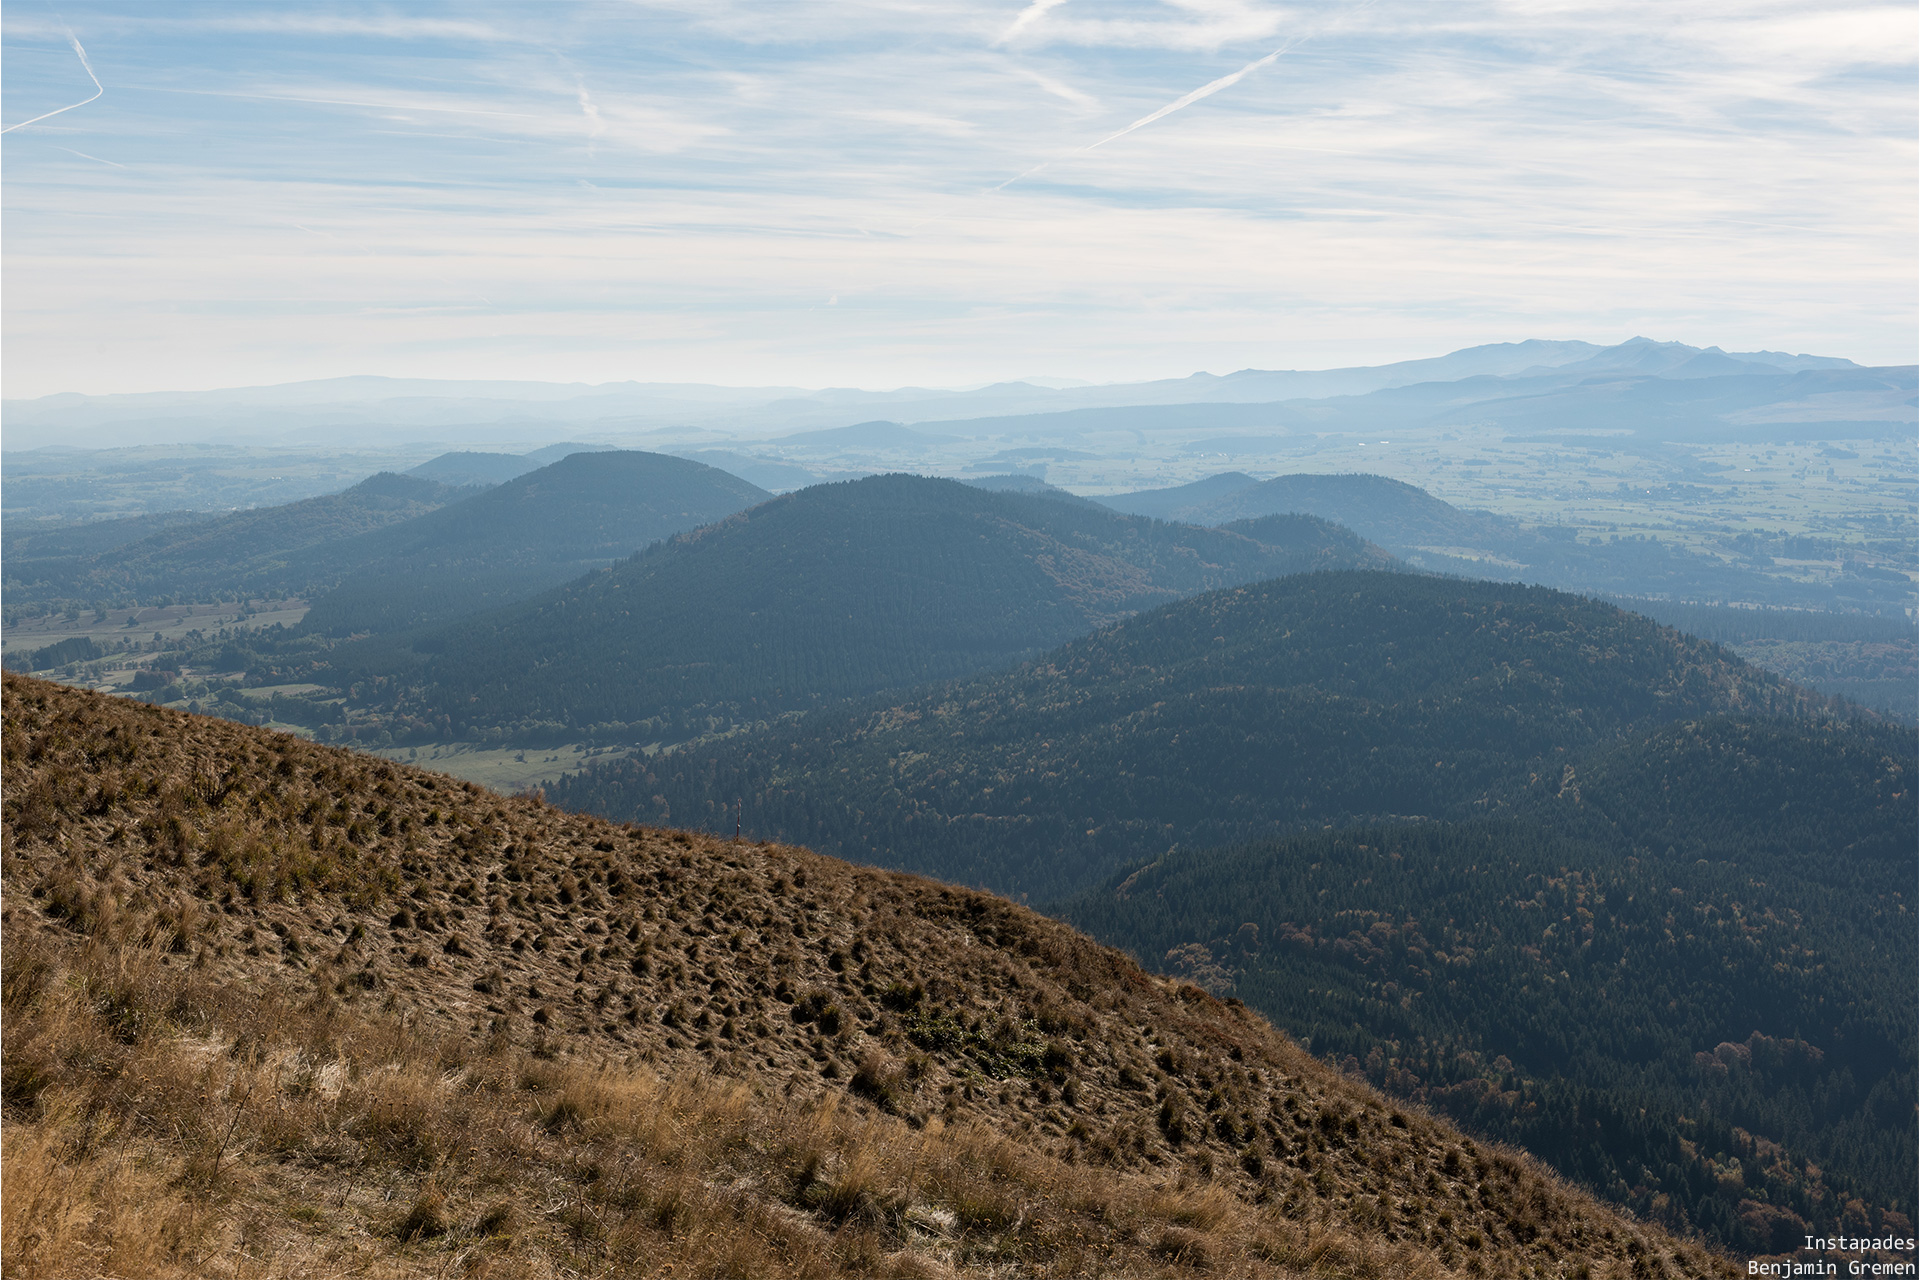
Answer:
[2,0,1914,398]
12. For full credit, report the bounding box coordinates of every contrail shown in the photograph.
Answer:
[992,36,1305,191]
[56,145,124,167]
[1085,38,1304,152]
[2,34,105,135]
[992,0,1374,193]
[997,0,1070,45]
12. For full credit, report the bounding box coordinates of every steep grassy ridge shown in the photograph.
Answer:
[1,674,1731,1278]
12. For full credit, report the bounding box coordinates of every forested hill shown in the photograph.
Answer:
[1537,714,1915,863]
[296,450,771,636]
[1058,720,1917,1254]
[2,509,213,562]
[0,472,461,608]
[1111,472,1496,551]
[372,474,1393,742]
[545,570,1829,902]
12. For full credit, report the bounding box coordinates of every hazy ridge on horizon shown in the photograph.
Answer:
[1,336,1889,453]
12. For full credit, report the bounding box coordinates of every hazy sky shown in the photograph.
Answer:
[2,0,1913,397]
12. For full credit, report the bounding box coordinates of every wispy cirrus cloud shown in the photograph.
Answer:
[180,13,511,39]
[1,11,512,41]
[1,0,1910,396]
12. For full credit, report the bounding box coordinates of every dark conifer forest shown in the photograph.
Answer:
[1058,801,1915,1254]
[544,571,1834,900]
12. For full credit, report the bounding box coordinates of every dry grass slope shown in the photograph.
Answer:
[2,674,1735,1279]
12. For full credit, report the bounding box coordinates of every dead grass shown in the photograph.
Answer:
[1,673,1737,1278]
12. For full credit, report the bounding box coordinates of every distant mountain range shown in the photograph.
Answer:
[5,337,1899,450]
[909,354,1912,451]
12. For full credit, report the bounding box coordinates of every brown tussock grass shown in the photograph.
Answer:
[2,673,1736,1278]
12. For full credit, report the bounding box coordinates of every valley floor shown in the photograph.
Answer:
[369,740,638,793]
[0,598,309,657]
